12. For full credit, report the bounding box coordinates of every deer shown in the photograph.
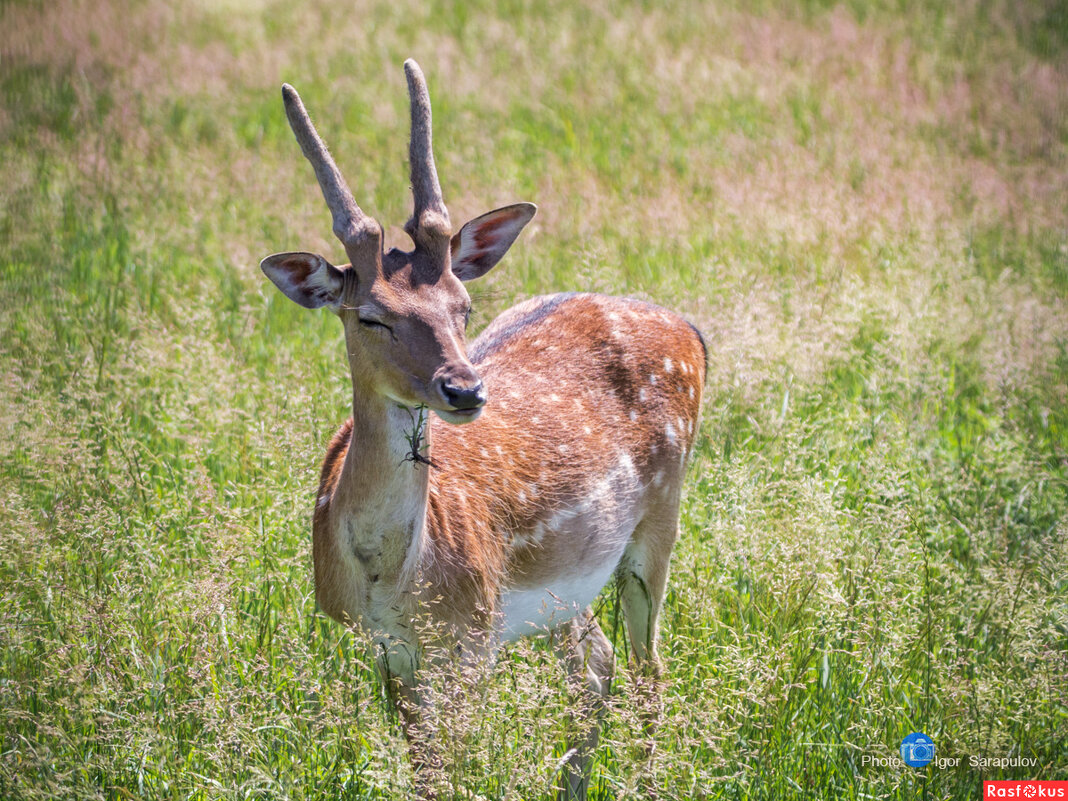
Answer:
[259,59,706,800]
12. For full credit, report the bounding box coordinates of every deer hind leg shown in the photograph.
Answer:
[615,503,680,795]
[556,608,615,801]
[617,502,679,678]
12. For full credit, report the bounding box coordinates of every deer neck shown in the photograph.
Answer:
[332,386,431,588]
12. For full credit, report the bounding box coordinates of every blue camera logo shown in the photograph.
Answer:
[900,732,935,768]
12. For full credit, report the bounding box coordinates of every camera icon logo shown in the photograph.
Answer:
[900,732,936,768]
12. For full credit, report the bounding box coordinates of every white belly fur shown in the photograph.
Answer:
[495,557,621,640]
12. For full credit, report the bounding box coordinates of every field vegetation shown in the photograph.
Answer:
[1,0,1066,798]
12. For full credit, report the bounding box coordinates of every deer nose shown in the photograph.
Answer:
[439,379,487,411]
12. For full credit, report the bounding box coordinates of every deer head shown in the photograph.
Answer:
[261,60,536,424]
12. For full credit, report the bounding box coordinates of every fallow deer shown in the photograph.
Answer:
[260,60,705,800]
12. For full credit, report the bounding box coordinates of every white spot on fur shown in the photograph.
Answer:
[584,425,592,435]
[688,386,695,399]
[495,445,504,456]
[518,490,528,503]
[629,410,637,422]
[664,357,673,372]
[653,470,664,487]
[558,444,570,454]
[546,507,579,531]
[550,393,560,402]
[665,422,677,444]
[480,448,489,458]
[639,388,649,402]
[650,374,658,385]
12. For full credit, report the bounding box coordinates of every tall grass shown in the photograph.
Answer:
[1,0,1066,798]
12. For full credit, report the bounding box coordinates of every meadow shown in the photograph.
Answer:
[1,0,1066,798]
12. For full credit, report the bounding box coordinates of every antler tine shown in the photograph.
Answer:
[281,84,380,259]
[403,59,451,243]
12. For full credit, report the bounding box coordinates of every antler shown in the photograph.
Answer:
[281,83,381,268]
[403,59,451,249]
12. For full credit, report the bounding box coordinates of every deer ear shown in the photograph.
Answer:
[450,203,537,281]
[260,252,346,310]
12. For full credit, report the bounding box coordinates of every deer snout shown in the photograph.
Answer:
[437,377,487,411]
[432,360,487,416]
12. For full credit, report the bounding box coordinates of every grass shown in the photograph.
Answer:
[1,0,1066,798]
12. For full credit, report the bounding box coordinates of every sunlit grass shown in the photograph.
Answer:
[1,0,1066,798]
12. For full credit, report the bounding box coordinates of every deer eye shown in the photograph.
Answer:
[359,317,392,333]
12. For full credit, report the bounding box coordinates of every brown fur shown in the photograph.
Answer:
[313,292,705,628]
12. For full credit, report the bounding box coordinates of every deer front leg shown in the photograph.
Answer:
[556,609,615,801]
[376,636,444,798]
